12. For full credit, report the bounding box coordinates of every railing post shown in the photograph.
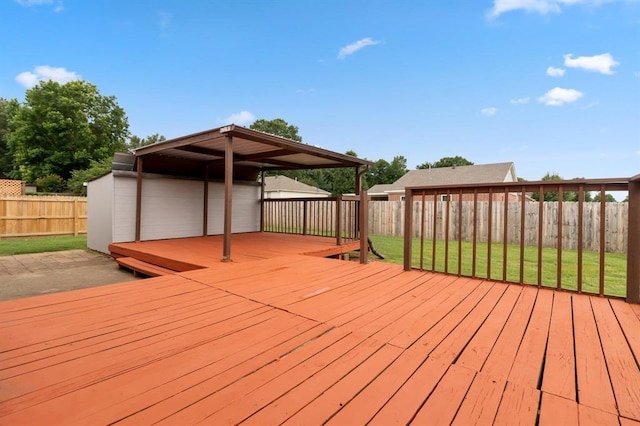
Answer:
[627,175,640,303]
[336,196,342,246]
[303,200,308,235]
[359,190,368,264]
[404,188,414,271]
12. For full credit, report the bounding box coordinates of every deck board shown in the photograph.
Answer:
[1,234,640,425]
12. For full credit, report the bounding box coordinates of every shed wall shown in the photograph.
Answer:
[207,182,260,234]
[111,174,261,244]
[87,173,114,254]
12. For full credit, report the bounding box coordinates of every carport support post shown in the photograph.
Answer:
[222,135,233,262]
[202,164,209,237]
[359,189,368,264]
[135,156,143,242]
[260,170,265,232]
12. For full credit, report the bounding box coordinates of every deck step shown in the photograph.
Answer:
[116,257,177,277]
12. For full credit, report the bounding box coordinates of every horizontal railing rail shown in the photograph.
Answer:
[403,177,638,302]
[262,197,360,244]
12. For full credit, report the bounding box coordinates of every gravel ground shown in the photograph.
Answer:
[0,249,139,301]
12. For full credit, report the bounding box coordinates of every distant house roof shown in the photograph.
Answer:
[369,162,517,194]
[367,184,396,195]
[264,175,330,195]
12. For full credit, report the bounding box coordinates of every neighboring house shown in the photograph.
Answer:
[368,162,521,202]
[264,175,330,199]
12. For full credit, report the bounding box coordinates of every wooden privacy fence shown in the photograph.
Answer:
[370,200,629,253]
[0,195,87,238]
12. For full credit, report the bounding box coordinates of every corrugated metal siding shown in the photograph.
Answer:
[140,178,204,240]
[112,175,137,243]
[207,182,260,234]
[87,173,114,253]
[112,175,260,243]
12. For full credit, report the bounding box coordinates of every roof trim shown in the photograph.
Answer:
[134,124,373,169]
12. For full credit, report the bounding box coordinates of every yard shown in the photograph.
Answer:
[0,235,87,256]
[369,234,627,297]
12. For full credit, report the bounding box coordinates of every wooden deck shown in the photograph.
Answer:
[2,236,640,424]
[109,232,362,271]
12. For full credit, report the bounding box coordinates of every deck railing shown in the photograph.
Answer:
[403,176,639,303]
[262,196,361,244]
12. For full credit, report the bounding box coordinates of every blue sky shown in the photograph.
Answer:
[1,0,639,181]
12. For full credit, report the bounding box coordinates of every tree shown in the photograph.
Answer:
[250,118,302,141]
[593,193,617,202]
[67,158,113,195]
[417,156,474,169]
[531,173,593,202]
[367,155,408,187]
[8,80,129,182]
[0,98,20,178]
[128,133,166,150]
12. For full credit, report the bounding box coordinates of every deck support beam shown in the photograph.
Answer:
[222,135,233,262]
[135,156,143,242]
[627,174,640,303]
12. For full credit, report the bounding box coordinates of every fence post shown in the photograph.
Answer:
[627,175,640,304]
[404,188,414,271]
[359,191,368,264]
[73,199,78,236]
[336,196,342,246]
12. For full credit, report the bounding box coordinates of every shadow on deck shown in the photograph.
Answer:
[1,233,640,424]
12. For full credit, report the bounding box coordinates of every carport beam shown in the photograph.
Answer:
[135,156,143,242]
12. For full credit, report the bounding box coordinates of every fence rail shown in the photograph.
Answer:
[0,195,87,238]
[402,177,639,303]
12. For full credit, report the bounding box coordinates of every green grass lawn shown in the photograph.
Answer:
[369,234,627,297]
[0,235,87,256]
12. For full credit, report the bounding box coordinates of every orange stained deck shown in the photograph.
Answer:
[109,232,362,271]
[2,243,640,424]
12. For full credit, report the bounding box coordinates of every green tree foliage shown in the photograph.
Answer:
[366,156,408,186]
[35,174,65,193]
[530,173,593,202]
[128,133,166,150]
[593,193,617,202]
[250,118,302,141]
[67,158,113,195]
[8,80,129,182]
[0,98,21,178]
[417,156,474,169]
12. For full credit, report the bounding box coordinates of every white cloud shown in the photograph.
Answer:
[15,65,80,88]
[481,107,497,116]
[510,96,531,105]
[563,53,619,74]
[337,38,380,60]
[223,110,255,125]
[488,0,629,18]
[546,66,566,77]
[537,87,584,106]
[15,0,63,12]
